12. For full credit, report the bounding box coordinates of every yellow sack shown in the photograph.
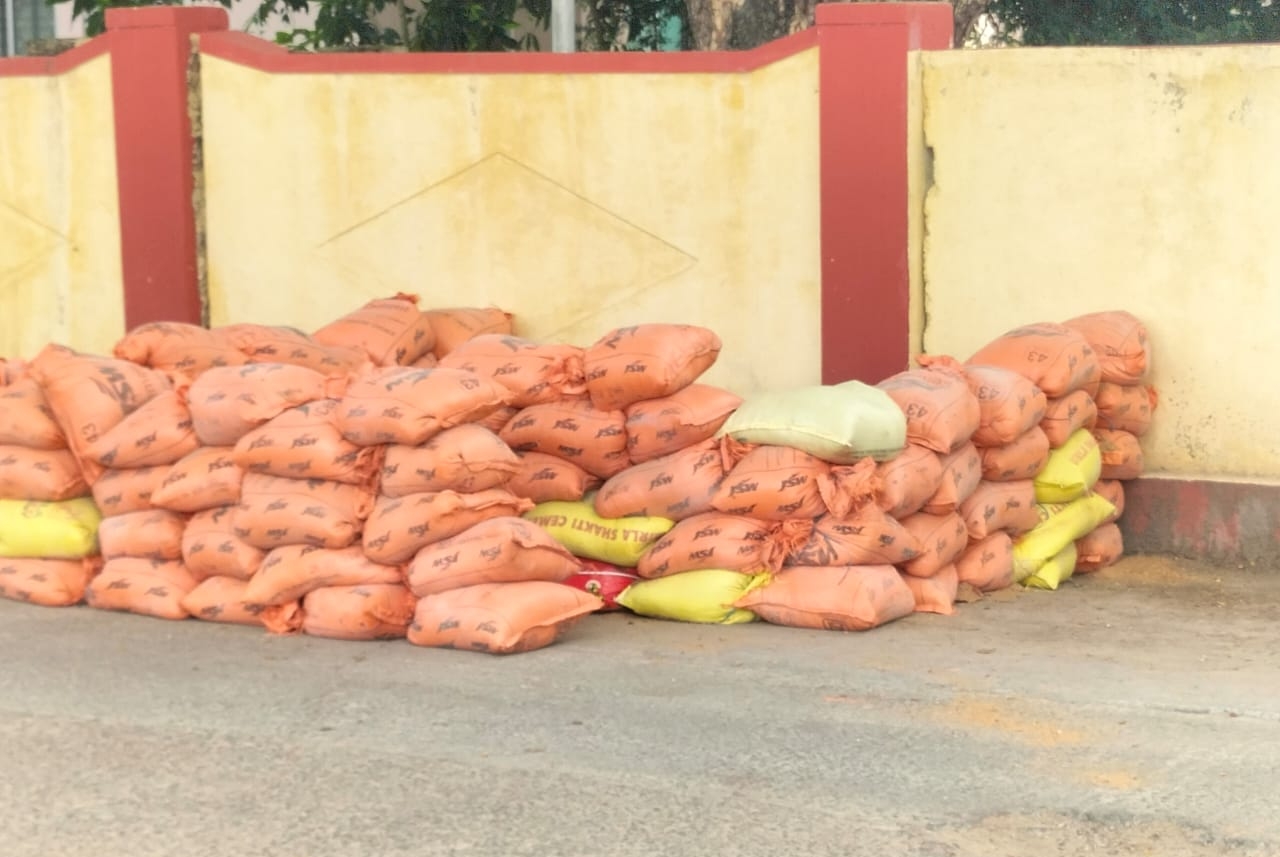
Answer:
[524,497,673,567]
[615,569,767,625]
[0,497,102,560]
[1023,542,1078,590]
[1012,493,1114,583]
[1034,428,1102,503]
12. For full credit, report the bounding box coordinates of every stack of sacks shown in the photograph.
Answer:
[0,363,102,607]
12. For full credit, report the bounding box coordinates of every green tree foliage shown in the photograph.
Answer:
[985,0,1280,46]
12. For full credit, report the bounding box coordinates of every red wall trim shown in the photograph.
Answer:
[817,2,952,385]
[0,35,111,76]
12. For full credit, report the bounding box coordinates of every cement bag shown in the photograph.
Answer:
[1023,543,1078,591]
[300,583,417,640]
[623,384,743,463]
[958,480,1039,540]
[438,334,586,407]
[85,558,199,620]
[260,602,306,635]
[0,557,99,607]
[1075,522,1124,572]
[499,398,630,479]
[337,366,512,447]
[234,474,374,550]
[477,405,519,434]
[91,466,171,517]
[1094,383,1156,436]
[245,544,402,606]
[720,382,906,464]
[99,509,187,560]
[1093,428,1145,480]
[904,563,958,615]
[712,447,878,521]
[1040,389,1098,449]
[524,499,673,567]
[0,446,88,502]
[1034,428,1102,503]
[1063,310,1150,385]
[955,532,1014,592]
[0,497,101,559]
[636,513,812,578]
[877,364,980,454]
[379,424,519,498]
[980,426,1050,482]
[113,321,246,375]
[966,322,1101,398]
[424,307,514,359]
[584,324,722,411]
[187,363,338,447]
[785,505,921,567]
[616,569,766,625]
[922,443,982,515]
[898,512,968,578]
[412,352,438,370]
[594,437,742,521]
[179,576,269,626]
[1093,479,1125,524]
[409,581,601,654]
[84,391,199,469]
[874,444,944,518]
[363,489,533,565]
[150,447,245,513]
[1012,494,1115,583]
[182,506,264,581]
[0,358,24,386]
[406,516,582,598]
[233,399,382,486]
[921,358,1046,447]
[562,560,639,611]
[734,565,914,632]
[312,293,436,367]
[222,324,368,375]
[506,451,602,504]
[0,377,67,449]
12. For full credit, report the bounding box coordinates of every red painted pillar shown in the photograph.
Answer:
[106,7,228,330]
[816,2,952,385]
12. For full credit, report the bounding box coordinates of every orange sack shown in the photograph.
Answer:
[477,404,518,434]
[150,447,245,513]
[221,323,368,375]
[0,446,88,502]
[734,564,916,632]
[0,358,26,386]
[966,322,1101,398]
[923,443,982,515]
[233,399,382,486]
[233,474,374,550]
[623,384,743,464]
[300,583,417,640]
[85,558,199,620]
[506,451,602,504]
[874,444,945,519]
[424,307,515,359]
[0,557,98,607]
[312,293,436,367]
[594,437,740,521]
[898,512,969,578]
[877,363,981,454]
[1093,479,1126,525]
[904,563,958,615]
[958,479,1039,540]
[408,581,601,654]
[99,509,187,560]
[182,506,264,580]
[1094,383,1156,436]
[1040,389,1098,449]
[499,398,630,479]
[637,513,812,579]
[785,505,921,567]
[363,489,534,565]
[438,334,587,407]
[0,377,67,449]
[1075,523,1124,572]
[1093,428,1144,480]
[406,516,582,598]
[91,465,171,517]
[113,321,246,376]
[937,359,1047,448]
[980,427,1051,483]
[336,366,512,447]
[179,575,269,626]
[186,363,339,447]
[260,602,306,635]
[84,390,200,469]
[244,544,402,606]
[955,531,1015,592]
[1062,310,1150,385]
[379,424,520,498]
[583,324,722,411]
[712,446,877,521]
[411,352,438,370]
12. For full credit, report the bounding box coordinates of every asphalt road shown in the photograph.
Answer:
[2,554,1278,856]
